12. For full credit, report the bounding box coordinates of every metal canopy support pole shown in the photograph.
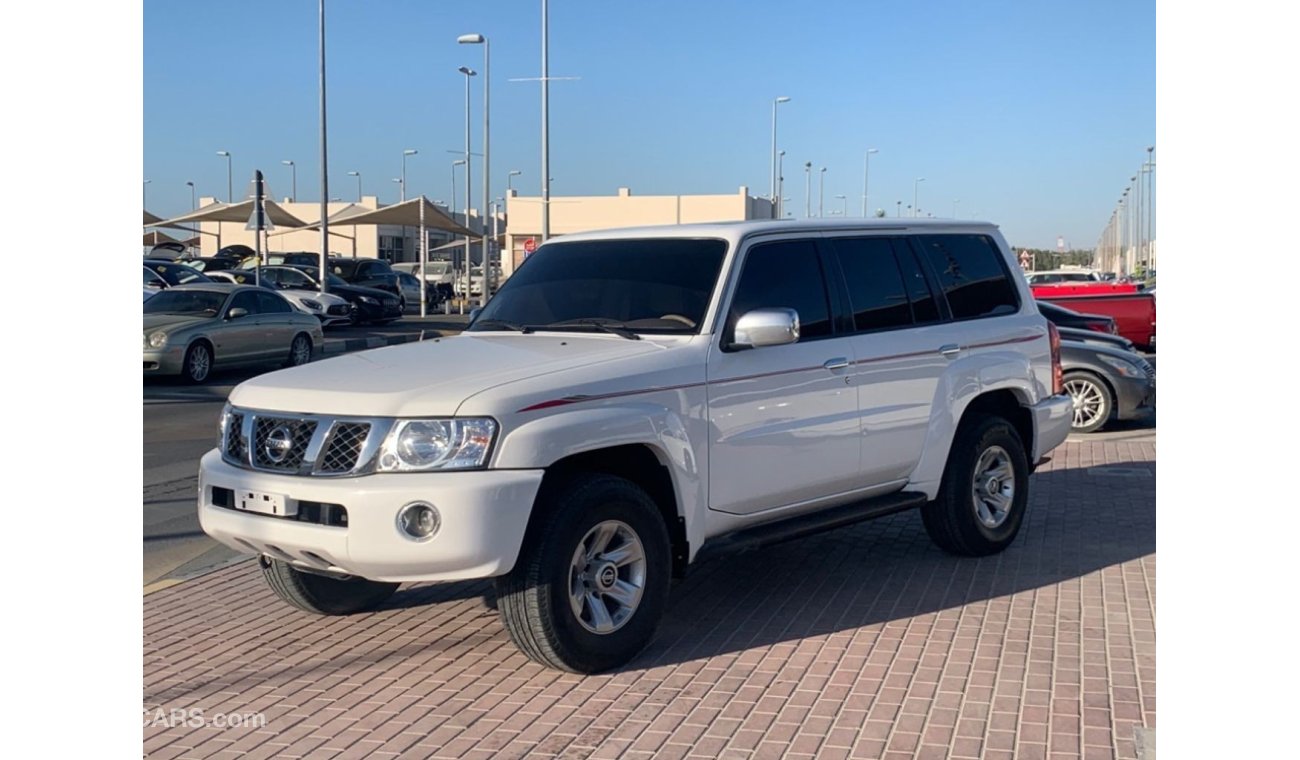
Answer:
[541,0,550,243]
[419,199,427,318]
[253,170,264,288]
[318,0,330,295]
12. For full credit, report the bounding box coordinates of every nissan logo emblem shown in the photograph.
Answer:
[264,425,294,463]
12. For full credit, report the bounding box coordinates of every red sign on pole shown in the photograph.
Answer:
[523,237,537,254]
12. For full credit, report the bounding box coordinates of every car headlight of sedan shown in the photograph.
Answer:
[358,295,379,305]
[1099,355,1146,378]
[376,418,497,471]
[301,299,323,311]
[147,331,168,349]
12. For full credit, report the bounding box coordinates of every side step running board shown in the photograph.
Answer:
[693,491,928,566]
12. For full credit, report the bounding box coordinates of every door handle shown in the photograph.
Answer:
[823,357,850,370]
[939,344,960,358]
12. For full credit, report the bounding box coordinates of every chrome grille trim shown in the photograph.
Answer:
[220,407,396,477]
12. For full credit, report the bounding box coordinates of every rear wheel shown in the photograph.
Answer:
[922,415,1029,557]
[260,557,399,615]
[495,474,671,673]
[285,334,312,367]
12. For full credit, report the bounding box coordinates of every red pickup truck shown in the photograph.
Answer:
[1031,284,1156,351]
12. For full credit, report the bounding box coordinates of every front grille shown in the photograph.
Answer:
[225,411,246,461]
[252,417,318,471]
[318,423,371,473]
[326,304,350,316]
[1135,357,1155,381]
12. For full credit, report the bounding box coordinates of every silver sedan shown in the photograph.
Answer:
[143,284,325,383]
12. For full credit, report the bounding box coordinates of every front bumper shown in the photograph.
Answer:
[143,345,185,374]
[1113,373,1156,420]
[1030,393,1073,462]
[197,449,544,583]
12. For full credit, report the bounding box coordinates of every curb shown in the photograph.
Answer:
[321,332,434,356]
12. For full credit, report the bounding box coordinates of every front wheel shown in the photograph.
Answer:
[1063,371,1113,434]
[285,334,312,367]
[922,415,1030,557]
[495,474,671,673]
[181,341,212,384]
[260,557,398,615]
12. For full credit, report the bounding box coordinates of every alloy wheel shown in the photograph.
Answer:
[568,520,647,635]
[971,445,1015,529]
[1065,377,1107,430]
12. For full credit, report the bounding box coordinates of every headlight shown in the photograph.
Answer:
[302,299,323,311]
[1099,355,1145,378]
[358,295,378,305]
[377,418,497,471]
[148,331,168,349]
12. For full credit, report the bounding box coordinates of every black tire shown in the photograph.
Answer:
[495,474,672,673]
[181,341,212,384]
[922,415,1030,557]
[1063,371,1113,434]
[285,333,313,368]
[260,556,399,615]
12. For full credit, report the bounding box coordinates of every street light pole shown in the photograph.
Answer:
[143,179,151,208]
[318,0,330,293]
[347,171,361,202]
[913,177,926,217]
[770,96,790,219]
[540,0,551,242]
[507,169,521,194]
[777,150,786,218]
[400,149,418,202]
[804,162,812,218]
[458,65,476,314]
[862,148,878,217]
[186,181,196,249]
[215,151,232,253]
[281,160,296,202]
[459,33,490,303]
[818,167,827,217]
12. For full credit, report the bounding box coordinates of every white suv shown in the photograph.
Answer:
[199,219,1073,673]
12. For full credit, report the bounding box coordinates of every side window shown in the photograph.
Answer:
[827,237,913,333]
[260,269,282,285]
[729,239,832,340]
[256,291,294,314]
[893,242,942,324]
[916,235,1020,320]
[228,291,260,315]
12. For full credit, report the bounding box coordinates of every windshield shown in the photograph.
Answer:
[292,265,348,288]
[143,290,227,316]
[470,238,727,334]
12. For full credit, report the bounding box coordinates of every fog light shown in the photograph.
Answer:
[396,501,440,541]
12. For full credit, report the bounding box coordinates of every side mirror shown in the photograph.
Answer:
[226,307,249,320]
[730,308,800,350]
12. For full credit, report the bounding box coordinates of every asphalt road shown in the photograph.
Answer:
[143,331,1154,589]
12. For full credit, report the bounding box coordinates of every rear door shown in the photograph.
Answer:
[823,235,947,485]
[706,236,862,515]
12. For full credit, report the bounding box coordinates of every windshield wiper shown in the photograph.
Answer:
[543,319,642,341]
[472,319,533,334]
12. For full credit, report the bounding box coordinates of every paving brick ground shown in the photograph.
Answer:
[144,437,1155,760]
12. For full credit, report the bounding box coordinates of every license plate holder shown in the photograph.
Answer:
[235,489,296,517]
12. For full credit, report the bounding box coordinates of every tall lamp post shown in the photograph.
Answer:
[777,150,786,218]
[818,167,827,217]
[186,181,196,250]
[400,149,418,202]
[143,179,151,207]
[459,33,491,303]
[770,96,791,219]
[216,150,232,252]
[347,170,361,202]
[458,65,477,314]
[896,200,902,218]
[862,148,878,217]
[804,162,812,218]
[913,177,926,217]
[281,160,296,202]
[507,169,521,193]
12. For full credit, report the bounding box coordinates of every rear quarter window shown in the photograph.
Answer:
[915,234,1020,320]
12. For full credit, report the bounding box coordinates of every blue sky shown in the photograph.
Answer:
[144,0,1154,250]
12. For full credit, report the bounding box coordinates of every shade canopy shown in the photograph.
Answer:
[147,199,309,229]
[290,196,479,237]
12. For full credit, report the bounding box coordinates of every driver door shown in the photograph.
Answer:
[218,290,264,362]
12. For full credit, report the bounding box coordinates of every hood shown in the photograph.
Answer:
[143,313,211,332]
[228,332,665,417]
[1060,339,1150,366]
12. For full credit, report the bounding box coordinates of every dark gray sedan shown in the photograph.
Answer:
[1060,340,1155,433]
[143,284,325,383]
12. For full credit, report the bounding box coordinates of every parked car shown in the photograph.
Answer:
[144,260,214,291]
[262,265,401,324]
[198,219,1073,673]
[1056,325,1136,353]
[1026,268,1105,285]
[208,270,355,327]
[392,260,454,304]
[145,241,193,261]
[395,271,433,311]
[1060,339,1155,433]
[185,257,243,274]
[328,257,401,298]
[1035,290,1156,350]
[1036,300,1118,336]
[143,284,324,383]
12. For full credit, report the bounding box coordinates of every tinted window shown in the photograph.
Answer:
[893,243,942,324]
[256,291,294,314]
[916,235,1020,319]
[729,240,832,340]
[228,291,261,315]
[470,238,726,333]
[143,290,226,315]
[828,238,913,332]
[271,268,312,288]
